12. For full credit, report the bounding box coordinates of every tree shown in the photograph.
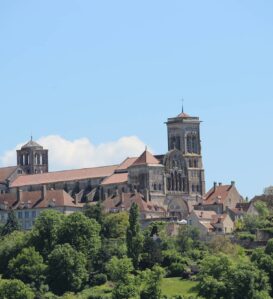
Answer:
[139,234,162,269]
[106,257,138,299]
[0,279,35,299]
[255,201,269,219]
[30,210,64,257]
[57,212,101,258]
[198,254,271,299]
[8,247,47,290]
[47,243,88,295]
[229,262,271,299]
[83,202,103,224]
[102,212,129,239]
[265,239,273,255]
[140,265,165,299]
[0,231,28,277]
[126,203,143,268]
[106,256,133,282]
[176,226,199,253]
[1,210,20,236]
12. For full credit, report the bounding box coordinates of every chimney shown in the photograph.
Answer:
[213,182,217,191]
[41,185,47,200]
[219,182,222,186]
[231,181,235,186]
[200,211,203,218]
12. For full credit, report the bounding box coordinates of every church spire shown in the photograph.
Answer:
[181,98,184,113]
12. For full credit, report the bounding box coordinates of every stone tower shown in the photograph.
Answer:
[165,111,205,196]
[17,138,48,174]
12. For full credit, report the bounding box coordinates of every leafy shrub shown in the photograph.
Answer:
[90,273,107,286]
[167,262,188,277]
[238,232,255,241]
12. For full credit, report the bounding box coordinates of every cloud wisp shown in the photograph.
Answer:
[0,135,148,171]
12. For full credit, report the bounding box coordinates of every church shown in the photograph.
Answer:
[0,110,207,223]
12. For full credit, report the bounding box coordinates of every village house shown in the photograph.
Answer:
[187,210,234,240]
[0,187,83,230]
[194,181,243,214]
[102,191,167,220]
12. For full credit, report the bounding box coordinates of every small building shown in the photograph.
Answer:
[194,181,243,214]
[187,210,234,240]
[0,187,83,230]
[102,191,167,220]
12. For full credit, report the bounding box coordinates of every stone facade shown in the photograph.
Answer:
[17,139,48,174]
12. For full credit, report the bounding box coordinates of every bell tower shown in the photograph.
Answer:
[17,138,48,174]
[165,111,205,196]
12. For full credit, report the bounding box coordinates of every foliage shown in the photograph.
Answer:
[1,210,20,236]
[58,212,101,258]
[0,231,28,277]
[197,254,271,299]
[139,235,163,269]
[30,210,64,257]
[112,276,138,299]
[255,201,269,219]
[0,279,35,299]
[167,262,189,278]
[90,273,107,286]
[265,238,273,255]
[208,235,240,256]
[126,203,144,268]
[242,214,269,234]
[47,243,88,295]
[176,226,199,253]
[140,265,165,299]
[237,232,256,241]
[102,212,129,239]
[95,238,127,272]
[106,256,133,282]
[83,202,103,225]
[8,246,47,290]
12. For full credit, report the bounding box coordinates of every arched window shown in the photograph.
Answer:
[154,183,157,191]
[187,133,198,154]
[178,173,182,191]
[158,184,162,191]
[167,178,171,191]
[194,159,198,168]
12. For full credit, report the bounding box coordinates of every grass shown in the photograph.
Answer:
[60,278,198,298]
[161,277,198,297]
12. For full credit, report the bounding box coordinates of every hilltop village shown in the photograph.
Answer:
[0,110,267,236]
[1,110,273,299]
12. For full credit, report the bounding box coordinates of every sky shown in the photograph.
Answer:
[0,0,272,199]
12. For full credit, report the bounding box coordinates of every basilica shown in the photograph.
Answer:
[0,110,208,222]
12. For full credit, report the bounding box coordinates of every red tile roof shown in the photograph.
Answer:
[0,190,82,209]
[102,192,166,214]
[0,166,18,182]
[203,185,232,205]
[10,165,118,188]
[115,157,138,171]
[101,173,128,186]
[131,150,160,166]
[193,210,217,219]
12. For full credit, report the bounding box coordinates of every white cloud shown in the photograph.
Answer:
[0,135,149,171]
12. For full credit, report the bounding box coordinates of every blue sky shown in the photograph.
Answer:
[0,0,272,198]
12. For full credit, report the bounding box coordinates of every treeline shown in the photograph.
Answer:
[0,203,273,298]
